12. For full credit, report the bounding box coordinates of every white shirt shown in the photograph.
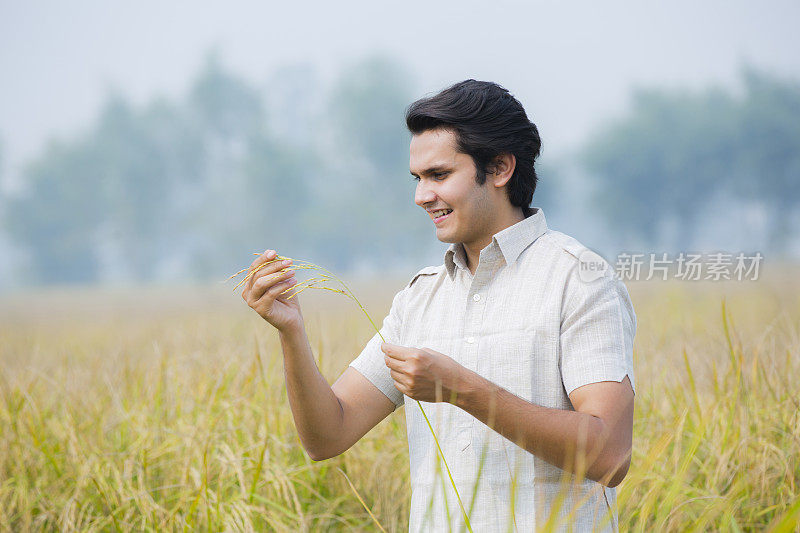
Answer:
[350,207,636,532]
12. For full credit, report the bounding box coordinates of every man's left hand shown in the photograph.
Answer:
[381,342,473,403]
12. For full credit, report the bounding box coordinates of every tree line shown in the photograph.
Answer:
[582,65,800,253]
[1,57,798,287]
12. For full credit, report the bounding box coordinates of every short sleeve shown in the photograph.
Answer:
[560,263,637,397]
[349,287,407,410]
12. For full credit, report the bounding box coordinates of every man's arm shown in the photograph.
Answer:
[241,249,399,461]
[381,342,633,487]
[455,372,634,487]
[281,323,397,461]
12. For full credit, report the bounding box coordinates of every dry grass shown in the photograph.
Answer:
[0,267,798,531]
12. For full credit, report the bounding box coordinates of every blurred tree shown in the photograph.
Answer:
[329,55,413,173]
[0,52,323,286]
[92,95,177,281]
[2,138,106,284]
[582,66,800,254]
[260,64,329,263]
[532,159,558,213]
[582,83,741,249]
[242,132,318,260]
[264,63,323,149]
[176,52,321,279]
[180,52,276,279]
[321,55,429,271]
[1,95,191,284]
[736,66,800,254]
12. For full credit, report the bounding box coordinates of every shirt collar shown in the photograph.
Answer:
[444,206,548,280]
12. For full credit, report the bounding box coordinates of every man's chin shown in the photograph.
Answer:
[434,230,457,244]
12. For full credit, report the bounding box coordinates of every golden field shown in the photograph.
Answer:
[0,267,798,532]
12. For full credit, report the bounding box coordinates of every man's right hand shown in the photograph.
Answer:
[242,249,303,332]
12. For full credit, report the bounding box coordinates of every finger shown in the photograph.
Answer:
[249,249,276,269]
[250,269,297,302]
[272,274,299,293]
[245,250,280,292]
[384,354,402,371]
[383,350,403,363]
[389,369,407,387]
[247,256,294,295]
[242,258,278,301]
[381,342,410,360]
[244,250,274,294]
[267,276,300,302]
[251,268,296,301]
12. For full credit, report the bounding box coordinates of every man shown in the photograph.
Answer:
[241,80,636,532]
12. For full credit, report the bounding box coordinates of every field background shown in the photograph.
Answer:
[2,2,799,531]
[1,268,799,532]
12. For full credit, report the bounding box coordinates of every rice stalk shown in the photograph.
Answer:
[336,468,388,533]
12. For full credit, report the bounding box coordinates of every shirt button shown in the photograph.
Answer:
[472,294,481,302]
[466,336,475,344]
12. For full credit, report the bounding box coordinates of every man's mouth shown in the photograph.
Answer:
[432,209,453,224]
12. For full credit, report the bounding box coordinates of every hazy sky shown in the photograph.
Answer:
[1,0,799,184]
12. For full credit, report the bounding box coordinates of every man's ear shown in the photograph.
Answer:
[489,153,516,188]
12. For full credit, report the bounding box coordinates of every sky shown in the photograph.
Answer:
[0,0,799,290]
[2,0,800,186]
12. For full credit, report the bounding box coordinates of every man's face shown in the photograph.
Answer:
[410,127,496,248]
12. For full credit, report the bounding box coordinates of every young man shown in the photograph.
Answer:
[241,80,636,532]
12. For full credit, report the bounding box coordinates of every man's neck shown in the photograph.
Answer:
[463,207,527,275]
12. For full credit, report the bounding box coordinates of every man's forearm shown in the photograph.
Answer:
[279,323,343,460]
[454,372,626,487]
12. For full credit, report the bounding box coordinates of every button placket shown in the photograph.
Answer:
[464,254,505,463]
[463,262,496,458]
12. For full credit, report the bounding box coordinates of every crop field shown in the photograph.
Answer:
[0,269,798,531]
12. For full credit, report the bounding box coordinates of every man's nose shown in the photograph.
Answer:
[415,181,437,207]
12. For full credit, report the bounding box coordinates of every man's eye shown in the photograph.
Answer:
[411,173,447,182]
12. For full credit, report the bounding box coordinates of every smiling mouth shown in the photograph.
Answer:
[432,209,453,224]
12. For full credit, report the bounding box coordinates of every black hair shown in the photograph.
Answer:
[405,79,542,216]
